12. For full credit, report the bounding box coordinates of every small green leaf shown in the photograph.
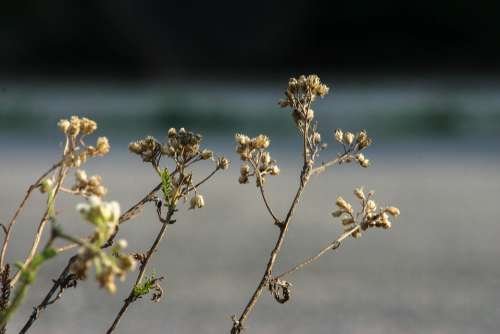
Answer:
[132,272,158,298]
[161,169,172,202]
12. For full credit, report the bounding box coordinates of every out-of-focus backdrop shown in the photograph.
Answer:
[1,1,500,333]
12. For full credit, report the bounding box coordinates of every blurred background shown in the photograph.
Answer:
[1,1,500,333]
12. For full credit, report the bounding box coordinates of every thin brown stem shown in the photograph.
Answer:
[106,206,176,334]
[231,163,311,333]
[0,161,62,270]
[310,151,351,175]
[258,185,280,224]
[10,164,69,287]
[275,225,360,280]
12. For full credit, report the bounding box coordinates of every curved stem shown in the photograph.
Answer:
[258,185,280,224]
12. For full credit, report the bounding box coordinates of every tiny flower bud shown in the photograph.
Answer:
[117,239,128,249]
[40,179,53,193]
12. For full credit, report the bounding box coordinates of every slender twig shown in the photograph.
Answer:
[0,161,62,270]
[106,206,176,334]
[10,164,69,287]
[275,225,360,280]
[258,185,280,224]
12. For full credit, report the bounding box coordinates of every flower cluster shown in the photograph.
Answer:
[130,128,228,211]
[128,136,161,163]
[71,196,136,293]
[71,170,107,197]
[162,127,210,164]
[279,74,329,128]
[333,129,373,168]
[332,188,400,239]
[57,116,110,168]
[235,134,279,186]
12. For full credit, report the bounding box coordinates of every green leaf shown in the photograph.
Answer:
[161,169,172,202]
[132,272,158,298]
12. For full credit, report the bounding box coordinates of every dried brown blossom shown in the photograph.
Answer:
[235,133,280,186]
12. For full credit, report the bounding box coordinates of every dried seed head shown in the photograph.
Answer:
[261,152,271,166]
[190,194,205,209]
[68,116,81,137]
[217,157,230,170]
[167,127,177,138]
[129,142,141,154]
[344,132,355,145]
[254,134,270,149]
[95,137,110,156]
[366,200,377,213]
[80,117,97,135]
[360,158,370,168]
[235,133,250,145]
[335,196,353,214]
[384,206,400,217]
[58,119,71,134]
[240,164,251,176]
[334,129,343,143]
[238,175,249,184]
[200,149,213,160]
[354,187,365,200]
[270,165,280,176]
[312,132,321,145]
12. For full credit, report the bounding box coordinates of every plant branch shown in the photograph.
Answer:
[231,162,311,333]
[106,205,176,334]
[9,164,69,287]
[275,225,360,280]
[18,182,162,334]
[0,161,62,271]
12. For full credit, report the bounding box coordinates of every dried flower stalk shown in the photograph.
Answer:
[230,75,400,333]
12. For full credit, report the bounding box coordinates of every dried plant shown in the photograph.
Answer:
[230,74,400,333]
[0,74,400,334]
[106,128,228,333]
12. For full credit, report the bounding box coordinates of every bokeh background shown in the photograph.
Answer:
[1,1,500,333]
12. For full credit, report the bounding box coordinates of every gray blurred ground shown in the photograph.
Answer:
[1,82,500,333]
